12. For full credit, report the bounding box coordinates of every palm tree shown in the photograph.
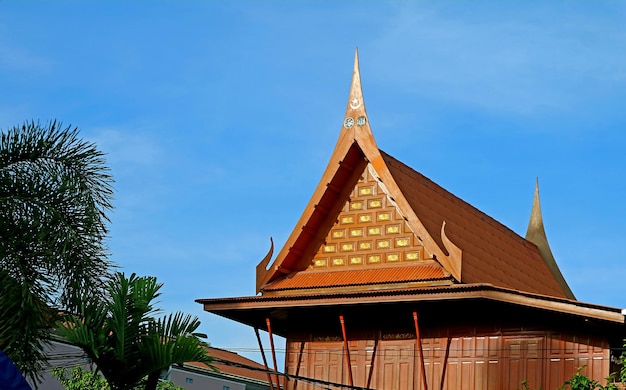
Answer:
[57,272,213,390]
[0,120,114,384]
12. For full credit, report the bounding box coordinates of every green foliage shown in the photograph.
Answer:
[522,342,626,390]
[0,120,114,384]
[52,366,109,390]
[156,381,184,390]
[559,366,619,390]
[57,272,212,390]
[51,366,184,390]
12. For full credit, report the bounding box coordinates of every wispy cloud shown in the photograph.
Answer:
[90,126,161,167]
[369,3,626,115]
[0,28,54,75]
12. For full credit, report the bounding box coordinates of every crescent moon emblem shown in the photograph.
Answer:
[349,97,362,109]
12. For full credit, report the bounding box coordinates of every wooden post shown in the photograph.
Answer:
[254,327,275,390]
[266,317,281,388]
[413,311,428,390]
[293,341,305,390]
[440,337,452,390]
[366,336,379,389]
[339,314,354,387]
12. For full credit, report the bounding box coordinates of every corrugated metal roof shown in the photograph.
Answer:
[263,263,450,291]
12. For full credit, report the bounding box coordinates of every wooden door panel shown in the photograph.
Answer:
[375,340,414,390]
[503,337,544,390]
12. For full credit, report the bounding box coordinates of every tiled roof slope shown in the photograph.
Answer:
[263,262,452,293]
[185,347,270,384]
[381,151,568,298]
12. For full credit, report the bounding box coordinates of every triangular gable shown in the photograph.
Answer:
[311,164,430,269]
[256,50,571,300]
[256,50,460,292]
[261,162,454,294]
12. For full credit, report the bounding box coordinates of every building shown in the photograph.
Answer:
[176,347,274,390]
[197,52,626,390]
[39,339,272,390]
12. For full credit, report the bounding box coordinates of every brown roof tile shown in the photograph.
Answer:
[264,262,451,292]
[185,347,270,384]
[381,151,567,298]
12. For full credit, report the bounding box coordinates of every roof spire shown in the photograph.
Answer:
[525,178,545,239]
[525,179,575,299]
[342,49,370,136]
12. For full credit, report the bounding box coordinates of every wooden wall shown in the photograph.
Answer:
[284,331,610,390]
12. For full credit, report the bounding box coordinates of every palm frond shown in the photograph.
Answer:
[58,272,213,390]
[0,120,115,384]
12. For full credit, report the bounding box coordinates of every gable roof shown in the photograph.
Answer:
[184,347,271,385]
[255,50,573,300]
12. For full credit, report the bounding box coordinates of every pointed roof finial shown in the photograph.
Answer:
[525,179,575,299]
[526,178,544,239]
[342,48,370,135]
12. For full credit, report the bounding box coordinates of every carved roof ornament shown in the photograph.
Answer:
[343,49,369,134]
[525,179,575,299]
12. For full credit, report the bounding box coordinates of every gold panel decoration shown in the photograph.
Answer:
[406,252,420,261]
[368,199,382,208]
[386,225,400,234]
[396,238,410,247]
[368,255,381,263]
[349,256,363,265]
[359,187,373,196]
[377,212,391,221]
[368,227,381,235]
[314,259,328,267]
[350,202,363,210]
[310,163,428,273]
[332,230,345,239]
[387,253,400,262]
[350,228,363,237]
[341,216,354,224]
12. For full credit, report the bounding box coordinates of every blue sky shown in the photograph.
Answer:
[2,1,626,364]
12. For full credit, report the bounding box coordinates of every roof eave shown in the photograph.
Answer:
[197,284,625,325]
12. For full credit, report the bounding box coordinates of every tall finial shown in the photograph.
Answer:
[525,179,575,299]
[342,49,370,135]
[525,178,545,239]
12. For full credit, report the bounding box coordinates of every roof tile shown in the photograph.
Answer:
[185,347,270,383]
[381,151,567,298]
[264,262,450,291]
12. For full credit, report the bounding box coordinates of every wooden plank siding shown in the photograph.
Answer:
[285,331,611,390]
